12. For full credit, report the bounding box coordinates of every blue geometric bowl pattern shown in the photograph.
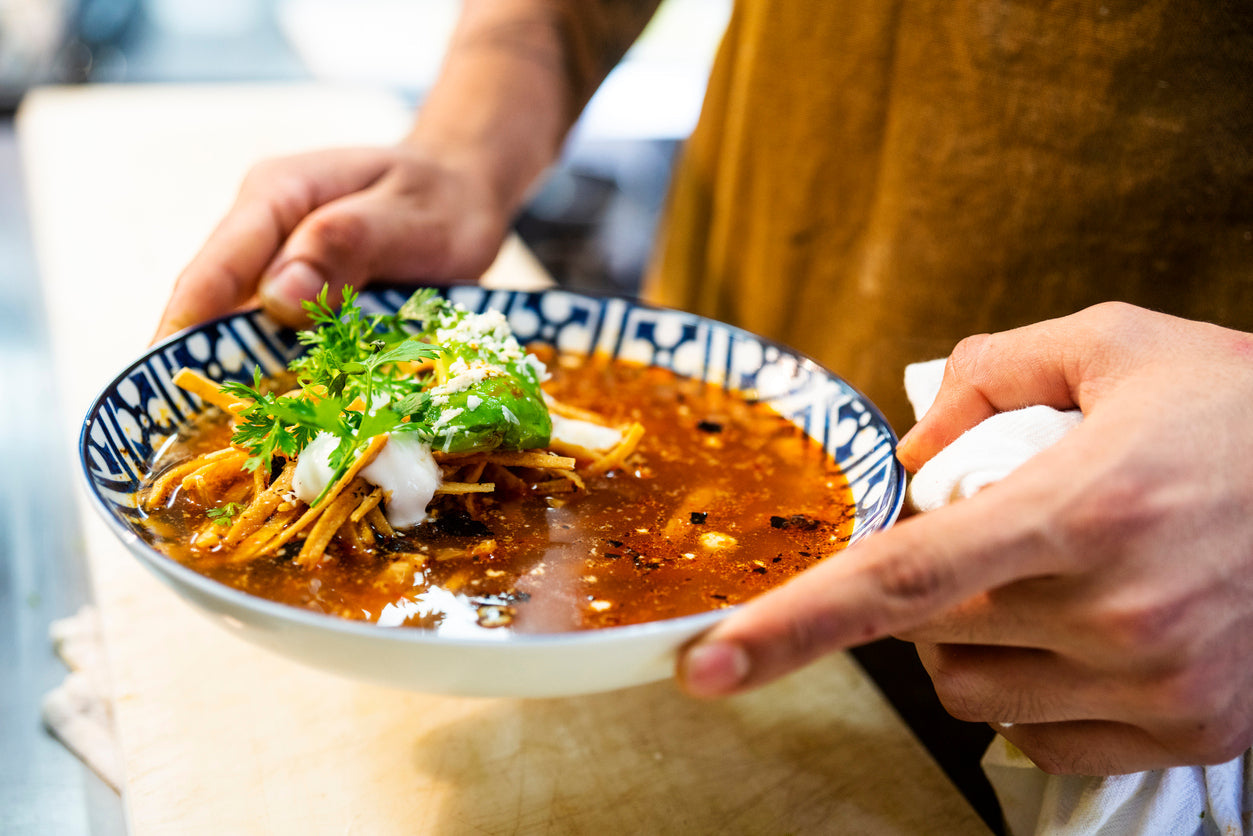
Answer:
[82,285,904,563]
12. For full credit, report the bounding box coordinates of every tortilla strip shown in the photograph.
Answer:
[349,487,384,523]
[434,450,577,473]
[251,464,268,496]
[544,396,607,424]
[228,507,301,564]
[254,433,390,560]
[484,464,529,494]
[365,506,395,538]
[225,460,296,546]
[330,509,368,557]
[553,468,586,491]
[172,368,250,413]
[435,481,496,495]
[462,460,487,484]
[145,447,247,509]
[179,449,250,502]
[489,450,576,469]
[296,479,371,567]
[432,450,575,470]
[586,422,645,476]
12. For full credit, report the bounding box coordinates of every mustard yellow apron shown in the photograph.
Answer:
[645,0,1253,431]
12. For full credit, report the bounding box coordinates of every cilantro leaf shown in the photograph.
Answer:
[396,287,442,324]
[207,501,245,527]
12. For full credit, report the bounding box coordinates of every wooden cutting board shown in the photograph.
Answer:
[18,83,988,834]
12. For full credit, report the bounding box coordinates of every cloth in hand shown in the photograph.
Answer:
[904,358,1252,836]
[904,359,1082,511]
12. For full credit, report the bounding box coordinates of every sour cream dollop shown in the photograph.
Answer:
[292,432,442,528]
[549,414,622,453]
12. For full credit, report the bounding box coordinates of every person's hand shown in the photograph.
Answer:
[678,302,1253,775]
[151,0,670,341]
[154,142,512,340]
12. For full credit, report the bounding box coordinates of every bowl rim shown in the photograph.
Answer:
[78,284,905,649]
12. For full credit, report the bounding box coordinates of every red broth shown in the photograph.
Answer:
[137,353,855,635]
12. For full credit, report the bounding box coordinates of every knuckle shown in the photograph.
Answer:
[238,155,285,190]
[269,178,319,231]
[1020,744,1070,776]
[201,263,254,302]
[305,210,371,261]
[780,608,846,664]
[931,675,1041,725]
[870,550,955,609]
[1148,661,1235,732]
[934,694,983,724]
[1073,301,1163,359]
[1156,699,1251,765]
[918,646,1020,723]
[929,675,986,722]
[1182,723,1249,765]
[945,333,996,389]
[1078,300,1142,331]
[1092,596,1188,659]
[1012,730,1117,776]
[1047,469,1172,574]
[1055,470,1147,542]
[240,160,318,231]
[239,157,298,199]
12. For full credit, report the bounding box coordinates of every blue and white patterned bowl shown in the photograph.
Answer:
[80,286,904,697]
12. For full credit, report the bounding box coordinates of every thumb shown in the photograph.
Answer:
[256,193,393,327]
[257,182,504,328]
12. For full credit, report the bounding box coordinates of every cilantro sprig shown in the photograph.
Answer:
[221,285,551,506]
[223,286,441,503]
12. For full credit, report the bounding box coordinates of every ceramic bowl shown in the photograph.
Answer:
[80,285,904,697]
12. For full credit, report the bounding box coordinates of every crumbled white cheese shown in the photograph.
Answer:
[435,308,524,362]
[524,354,549,382]
[431,406,464,434]
[466,395,482,411]
[432,360,497,397]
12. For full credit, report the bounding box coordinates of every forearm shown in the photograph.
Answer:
[407,0,661,216]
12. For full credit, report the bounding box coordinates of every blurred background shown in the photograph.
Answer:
[0,2,729,833]
[1,0,731,292]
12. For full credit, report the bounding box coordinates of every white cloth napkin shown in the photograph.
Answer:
[905,359,1253,836]
[904,359,1083,511]
[41,605,123,793]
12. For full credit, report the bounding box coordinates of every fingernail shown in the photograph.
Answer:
[895,428,920,468]
[680,641,750,697]
[260,261,325,324]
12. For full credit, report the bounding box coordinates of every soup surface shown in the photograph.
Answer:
[138,352,855,636]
